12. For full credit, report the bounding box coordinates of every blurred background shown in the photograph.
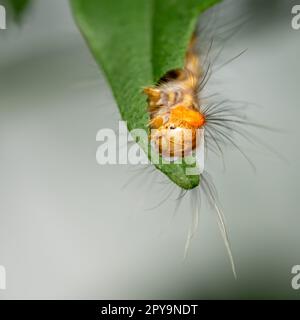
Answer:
[0,0,299,299]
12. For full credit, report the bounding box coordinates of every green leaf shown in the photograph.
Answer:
[71,0,220,190]
[5,0,31,21]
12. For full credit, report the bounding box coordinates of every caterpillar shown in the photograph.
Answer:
[144,35,205,161]
[142,5,276,278]
[143,22,251,277]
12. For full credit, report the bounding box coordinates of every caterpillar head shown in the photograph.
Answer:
[150,105,205,158]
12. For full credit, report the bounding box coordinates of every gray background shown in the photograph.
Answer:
[0,0,299,299]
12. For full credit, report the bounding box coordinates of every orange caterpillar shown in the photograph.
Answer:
[143,33,248,278]
[144,36,205,158]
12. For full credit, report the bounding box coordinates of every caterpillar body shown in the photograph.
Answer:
[143,30,248,278]
[144,35,205,161]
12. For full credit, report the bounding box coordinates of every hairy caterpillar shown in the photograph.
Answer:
[144,35,205,160]
[143,13,256,277]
